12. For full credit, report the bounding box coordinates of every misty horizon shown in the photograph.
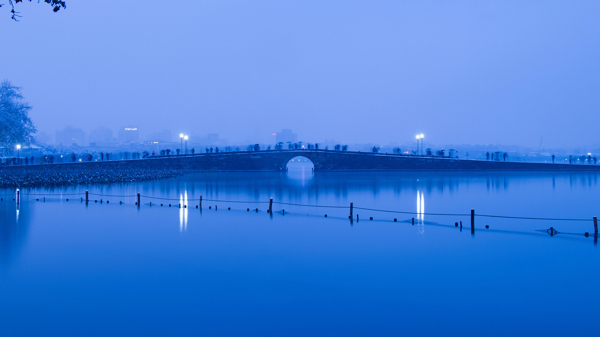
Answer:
[31,125,600,154]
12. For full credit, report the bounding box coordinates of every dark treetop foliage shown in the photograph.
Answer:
[1,0,66,21]
[0,81,37,154]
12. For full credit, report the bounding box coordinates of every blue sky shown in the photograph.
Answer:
[1,1,599,148]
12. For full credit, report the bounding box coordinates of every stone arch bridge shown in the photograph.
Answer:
[125,149,600,172]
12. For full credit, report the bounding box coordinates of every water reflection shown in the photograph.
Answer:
[2,171,599,265]
[16,172,599,205]
[0,198,30,268]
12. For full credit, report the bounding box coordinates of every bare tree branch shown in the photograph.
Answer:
[3,0,66,21]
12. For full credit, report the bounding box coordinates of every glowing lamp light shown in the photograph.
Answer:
[184,135,189,140]
[16,144,21,150]
[180,133,184,138]
[420,134,424,138]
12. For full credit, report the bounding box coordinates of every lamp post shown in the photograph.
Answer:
[420,134,424,155]
[179,133,184,155]
[184,135,188,154]
[16,144,21,164]
[415,135,421,155]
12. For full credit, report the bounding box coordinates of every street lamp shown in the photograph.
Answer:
[184,135,188,154]
[16,144,21,164]
[180,133,184,155]
[420,134,424,155]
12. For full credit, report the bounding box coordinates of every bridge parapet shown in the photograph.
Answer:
[2,149,600,172]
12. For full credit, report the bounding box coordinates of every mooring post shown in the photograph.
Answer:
[199,196,202,209]
[471,209,475,234]
[269,198,273,214]
[16,189,20,205]
[350,203,353,219]
[85,190,89,204]
[412,217,414,225]
[137,193,140,207]
[594,217,598,238]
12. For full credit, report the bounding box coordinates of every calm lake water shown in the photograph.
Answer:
[1,164,599,336]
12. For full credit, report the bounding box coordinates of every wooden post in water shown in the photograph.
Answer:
[16,189,20,205]
[199,196,202,209]
[412,217,414,225]
[86,190,89,204]
[594,217,598,238]
[471,209,475,234]
[137,193,140,207]
[269,198,273,214]
[350,203,353,219]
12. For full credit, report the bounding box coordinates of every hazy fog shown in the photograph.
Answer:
[1,1,599,148]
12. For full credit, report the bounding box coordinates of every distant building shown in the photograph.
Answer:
[207,133,219,144]
[275,129,297,144]
[56,126,86,146]
[89,127,113,144]
[34,131,52,145]
[118,126,140,143]
[147,129,172,143]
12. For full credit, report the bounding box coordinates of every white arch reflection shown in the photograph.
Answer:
[179,191,188,232]
[286,156,314,187]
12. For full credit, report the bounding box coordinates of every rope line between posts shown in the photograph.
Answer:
[1,191,596,223]
[273,201,348,209]
[476,214,590,221]
[354,207,470,217]
[88,193,138,198]
[16,193,85,196]
[353,207,592,221]
[203,198,270,204]
[141,195,270,203]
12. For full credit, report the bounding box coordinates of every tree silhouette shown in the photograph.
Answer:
[2,0,66,21]
[0,81,36,154]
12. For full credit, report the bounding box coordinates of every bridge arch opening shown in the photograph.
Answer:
[286,156,314,171]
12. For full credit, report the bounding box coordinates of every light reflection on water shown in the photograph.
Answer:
[179,190,188,232]
[417,190,425,233]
